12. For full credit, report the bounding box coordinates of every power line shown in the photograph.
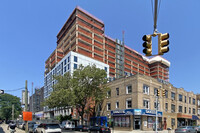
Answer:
[4,87,25,92]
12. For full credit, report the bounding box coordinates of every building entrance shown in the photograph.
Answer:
[134,116,141,130]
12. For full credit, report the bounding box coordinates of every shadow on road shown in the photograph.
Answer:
[0,126,5,133]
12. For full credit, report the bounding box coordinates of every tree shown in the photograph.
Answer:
[44,65,109,124]
[0,93,22,121]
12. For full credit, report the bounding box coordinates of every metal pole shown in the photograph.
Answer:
[153,0,158,32]
[156,95,158,133]
[25,80,28,133]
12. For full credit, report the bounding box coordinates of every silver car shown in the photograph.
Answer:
[175,126,197,133]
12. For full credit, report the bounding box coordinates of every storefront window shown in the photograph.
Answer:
[147,117,154,128]
[114,116,130,127]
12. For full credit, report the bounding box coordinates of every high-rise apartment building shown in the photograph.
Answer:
[45,6,170,82]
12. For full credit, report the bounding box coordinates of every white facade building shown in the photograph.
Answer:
[44,51,109,118]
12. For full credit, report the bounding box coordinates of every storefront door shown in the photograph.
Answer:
[134,116,141,130]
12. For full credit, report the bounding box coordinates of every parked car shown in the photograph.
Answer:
[19,122,25,130]
[75,125,89,132]
[27,121,37,133]
[88,126,111,133]
[61,120,75,130]
[16,121,23,128]
[175,126,197,133]
[194,126,200,133]
[35,123,61,133]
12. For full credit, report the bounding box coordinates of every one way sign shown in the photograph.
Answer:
[0,90,4,94]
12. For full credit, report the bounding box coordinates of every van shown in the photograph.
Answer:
[61,120,75,130]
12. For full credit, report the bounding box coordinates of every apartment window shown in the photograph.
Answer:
[74,56,78,62]
[171,104,175,113]
[189,108,191,114]
[171,92,175,100]
[116,88,119,96]
[126,99,132,109]
[107,103,111,111]
[185,96,187,103]
[116,102,119,109]
[178,106,182,113]
[189,97,191,104]
[105,67,107,72]
[64,59,67,65]
[198,100,200,106]
[193,108,195,114]
[185,107,187,113]
[198,109,200,115]
[74,64,77,69]
[68,56,70,62]
[154,88,158,96]
[154,102,160,110]
[126,85,132,94]
[64,66,66,72]
[165,103,168,111]
[179,94,183,102]
[165,90,168,98]
[107,91,111,98]
[143,85,149,95]
[171,118,175,126]
[143,100,149,109]
[67,63,70,70]
[193,98,195,105]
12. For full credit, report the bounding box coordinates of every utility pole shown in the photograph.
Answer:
[153,0,158,33]
[155,95,158,133]
[12,104,14,120]
[25,80,28,133]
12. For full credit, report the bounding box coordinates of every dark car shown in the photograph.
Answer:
[27,121,37,133]
[75,125,89,132]
[194,126,200,133]
[88,126,111,133]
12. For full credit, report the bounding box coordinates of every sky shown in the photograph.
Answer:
[0,0,200,98]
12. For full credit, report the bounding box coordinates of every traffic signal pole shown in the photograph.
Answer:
[25,80,28,133]
[153,0,158,33]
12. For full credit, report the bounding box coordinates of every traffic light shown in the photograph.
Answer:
[162,89,166,97]
[157,89,160,96]
[142,35,152,56]
[158,33,169,55]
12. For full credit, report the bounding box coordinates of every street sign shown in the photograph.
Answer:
[0,89,4,94]
[23,111,32,121]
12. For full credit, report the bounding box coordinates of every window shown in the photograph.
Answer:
[143,100,149,109]
[193,108,195,114]
[185,107,187,113]
[179,94,183,102]
[64,59,67,65]
[189,97,191,104]
[171,92,175,100]
[198,109,200,115]
[193,98,195,105]
[107,91,111,98]
[64,66,66,72]
[116,102,119,109]
[178,106,182,113]
[171,104,175,113]
[126,99,132,109]
[67,63,70,70]
[74,56,77,62]
[105,67,107,72]
[143,85,149,95]
[165,90,168,98]
[126,85,132,94]
[198,100,200,106]
[171,118,175,126]
[185,96,187,103]
[68,56,70,62]
[154,88,158,96]
[165,103,168,111]
[107,103,111,110]
[189,108,191,114]
[116,88,119,96]
[74,64,77,69]
[154,102,160,110]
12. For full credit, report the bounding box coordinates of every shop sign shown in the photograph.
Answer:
[142,109,162,117]
[134,109,141,115]
[111,109,134,115]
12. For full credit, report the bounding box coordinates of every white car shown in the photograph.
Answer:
[35,123,61,133]
[61,120,75,130]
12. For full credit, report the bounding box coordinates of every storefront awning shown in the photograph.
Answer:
[192,115,199,120]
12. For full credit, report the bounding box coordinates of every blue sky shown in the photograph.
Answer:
[0,0,199,98]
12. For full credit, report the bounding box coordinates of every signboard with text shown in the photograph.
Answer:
[23,111,32,121]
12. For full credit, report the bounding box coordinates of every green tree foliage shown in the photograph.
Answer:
[44,65,109,124]
[0,93,22,120]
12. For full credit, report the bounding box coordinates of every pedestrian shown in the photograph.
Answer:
[7,121,16,133]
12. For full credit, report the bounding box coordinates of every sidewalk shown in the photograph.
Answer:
[0,123,25,133]
[111,129,175,133]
